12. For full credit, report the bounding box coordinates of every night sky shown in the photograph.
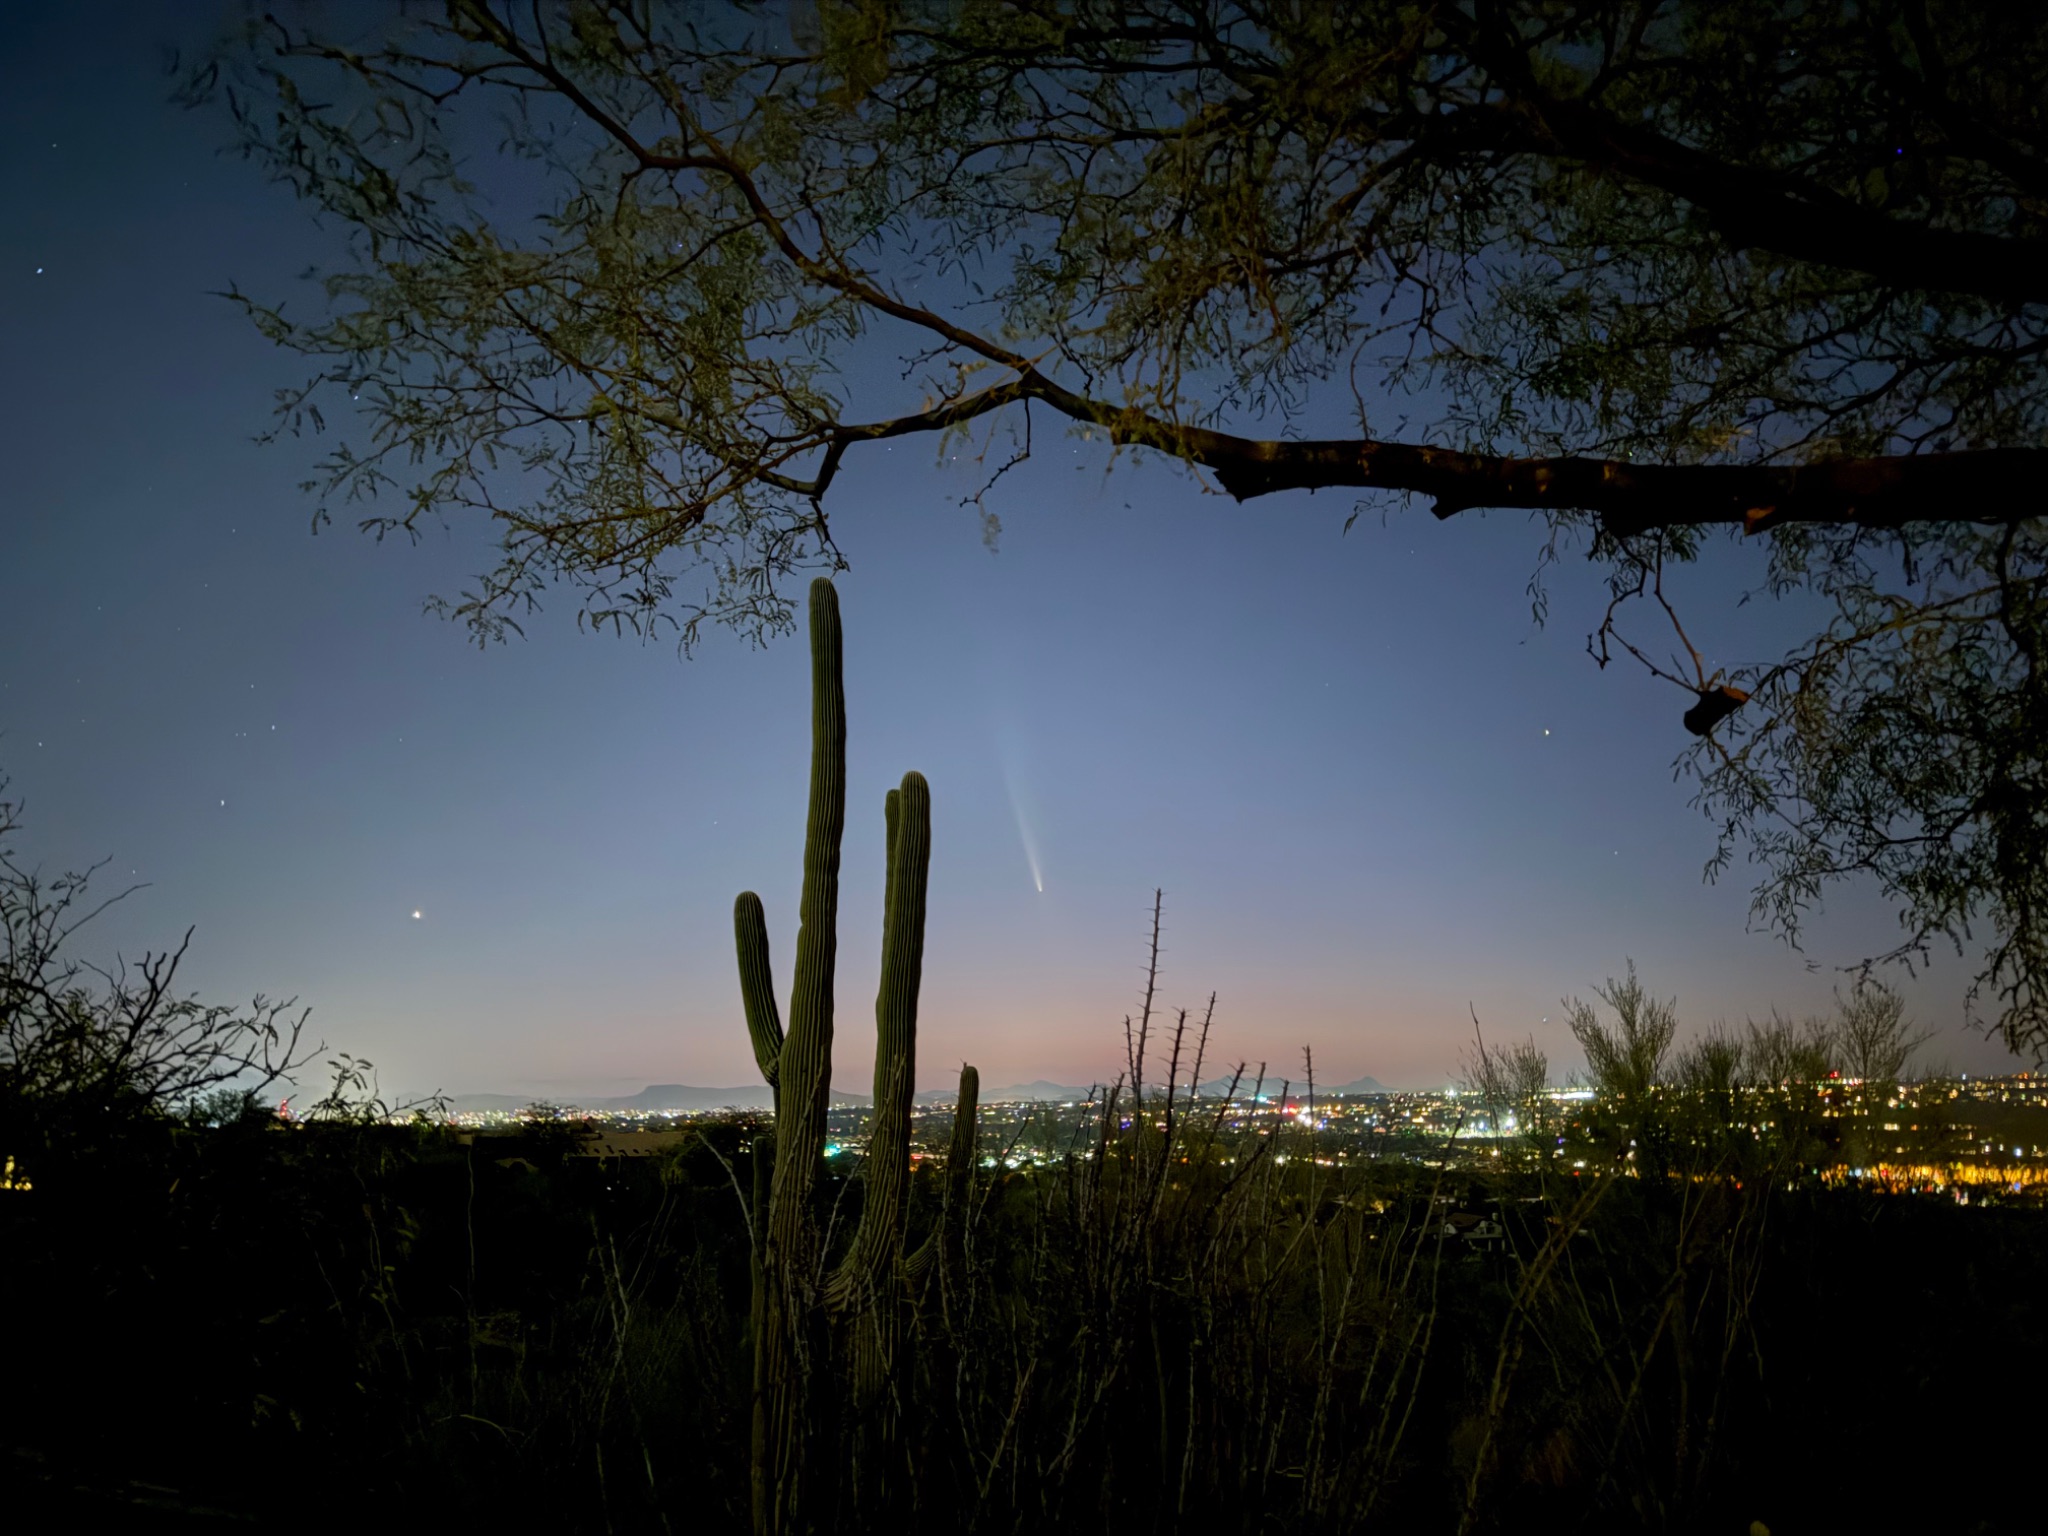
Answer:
[2,4,2021,1103]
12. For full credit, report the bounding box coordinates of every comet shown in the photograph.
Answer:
[999,747,1045,893]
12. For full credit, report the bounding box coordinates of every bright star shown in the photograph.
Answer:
[412,910,423,920]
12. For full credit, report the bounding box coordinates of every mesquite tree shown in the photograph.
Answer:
[734,577,976,1535]
[196,4,2048,1052]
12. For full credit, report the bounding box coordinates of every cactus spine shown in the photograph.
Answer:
[733,578,976,1536]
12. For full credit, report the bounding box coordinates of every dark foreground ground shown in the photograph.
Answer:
[5,1112,2043,1533]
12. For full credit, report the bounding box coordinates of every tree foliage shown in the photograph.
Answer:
[0,779,316,1165]
[189,1,2048,1050]
[1566,963,1679,1100]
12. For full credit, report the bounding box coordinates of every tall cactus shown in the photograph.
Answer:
[733,577,977,1536]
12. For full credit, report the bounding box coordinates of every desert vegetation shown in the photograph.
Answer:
[4,945,2040,1534]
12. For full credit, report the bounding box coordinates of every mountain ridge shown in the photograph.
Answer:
[438,1073,1396,1113]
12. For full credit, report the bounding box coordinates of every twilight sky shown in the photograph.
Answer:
[1,4,2025,1102]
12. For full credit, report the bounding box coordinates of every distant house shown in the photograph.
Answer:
[1441,1211,1508,1252]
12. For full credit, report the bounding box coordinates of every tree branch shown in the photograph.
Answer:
[1521,95,2048,309]
[1445,12,2048,313]
[942,369,2048,532]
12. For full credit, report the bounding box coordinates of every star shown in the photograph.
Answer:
[412,910,423,920]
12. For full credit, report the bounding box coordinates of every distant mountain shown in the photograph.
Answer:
[607,1083,771,1111]
[1191,1075,1295,1099]
[902,1081,1099,1104]
[443,1083,869,1114]
[1329,1076,1391,1096]
[440,1093,535,1113]
[986,1079,1098,1102]
[1183,1074,1392,1099]
[439,1074,1393,1116]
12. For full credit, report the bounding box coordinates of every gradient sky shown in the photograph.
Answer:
[1,4,2025,1103]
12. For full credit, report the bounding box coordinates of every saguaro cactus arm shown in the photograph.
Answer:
[831,771,932,1308]
[906,1063,980,1284]
[943,1064,979,1216]
[735,892,784,1094]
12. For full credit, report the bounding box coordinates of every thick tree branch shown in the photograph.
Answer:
[887,370,2045,533]
[779,363,2042,534]
[1154,431,2046,533]
[1520,95,2048,309]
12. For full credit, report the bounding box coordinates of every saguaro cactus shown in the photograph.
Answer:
[733,577,977,1536]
